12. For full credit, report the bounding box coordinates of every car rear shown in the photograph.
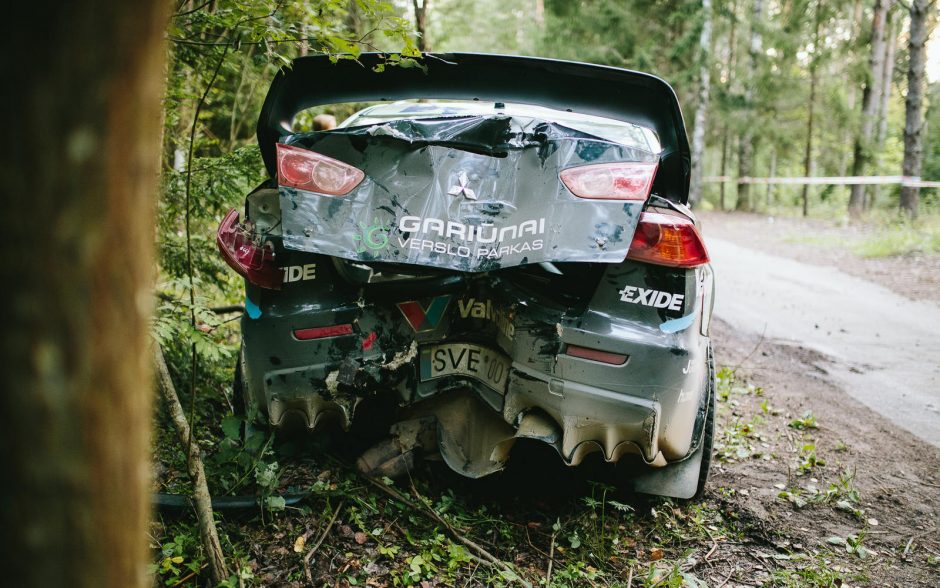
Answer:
[218,54,715,498]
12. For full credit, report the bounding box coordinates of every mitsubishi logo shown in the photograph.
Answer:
[448,170,477,200]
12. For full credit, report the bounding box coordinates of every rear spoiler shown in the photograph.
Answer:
[256,53,691,203]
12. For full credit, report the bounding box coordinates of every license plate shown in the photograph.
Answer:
[419,343,511,394]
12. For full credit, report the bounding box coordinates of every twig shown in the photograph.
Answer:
[716,568,735,588]
[155,346,230,584]
[170,563,207,586]
[732,323,767,371]
[546,529,556,584]
[182,41,230,457]
[361,475,530,586]
[303,499,345,583]
[703,527,720,562]
[626,564,634,587]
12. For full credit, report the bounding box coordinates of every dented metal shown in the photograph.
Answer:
[235,53,715,499]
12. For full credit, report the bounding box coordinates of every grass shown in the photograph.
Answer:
[852,219,940,257]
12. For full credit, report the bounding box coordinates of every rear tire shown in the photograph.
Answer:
[232,357,246,418]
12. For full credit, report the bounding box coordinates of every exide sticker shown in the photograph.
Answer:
[619,286,684,311]
[283,263,317,283]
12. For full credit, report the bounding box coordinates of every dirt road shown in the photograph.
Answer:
[706,233,940,447]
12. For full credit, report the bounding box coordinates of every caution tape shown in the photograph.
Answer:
[702,175,940,188]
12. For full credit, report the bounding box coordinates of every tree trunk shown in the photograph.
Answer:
[848,0,891,218]
[802,1,822,217]
[413,0,431,52]
[719,133,732,211]
[717,0,739,212]
[735,0,764,212]
[689,0,713,207]
[0,1,167,586]
[870,8,899,207]
[766,146,777,209]
[899,0,931,219]
[840,0,865,177]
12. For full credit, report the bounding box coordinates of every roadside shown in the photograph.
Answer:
[697,211,940,305]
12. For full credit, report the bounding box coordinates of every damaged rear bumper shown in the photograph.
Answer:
[241,293,711,480]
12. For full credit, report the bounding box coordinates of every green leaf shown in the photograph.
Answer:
[221,415,242,440]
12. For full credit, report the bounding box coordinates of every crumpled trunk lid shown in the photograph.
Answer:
[278,116,655,272]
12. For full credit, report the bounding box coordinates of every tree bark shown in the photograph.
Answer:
[689,0,713,207]
[766,146,777,209]
[870,8,899,207]
[802,1,822,217]
[848,0,891,218]
[0,1,167,586]
[899,0,932,219]
[735,0,764,212]
[413,0,431,52]
[718,0,739,212]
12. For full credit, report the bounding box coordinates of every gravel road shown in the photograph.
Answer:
[705,221,940,448]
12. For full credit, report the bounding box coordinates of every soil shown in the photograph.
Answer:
[706,318,940,586]
[697,211,940,305]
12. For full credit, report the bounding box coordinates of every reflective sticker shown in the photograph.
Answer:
[457,298,515,338]
[397,295,452,332]
[245,296,262,319]
[659,312,695,334]
[282,263,317,283]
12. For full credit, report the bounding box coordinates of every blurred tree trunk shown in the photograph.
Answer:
[735,0,763,211]
[766,146,777,209]
[718,0,739,212]
[689,0,713,207]
[413,0,431,51]
[870,8,899,208]
[802,1,822,217]
[848,0,891,218]
[0,0,167,586]
[840,0,865,178]
[899,0,932,219]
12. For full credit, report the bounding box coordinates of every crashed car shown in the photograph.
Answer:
[218,53,716,499]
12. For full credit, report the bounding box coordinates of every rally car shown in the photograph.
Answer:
[218,53,716,498]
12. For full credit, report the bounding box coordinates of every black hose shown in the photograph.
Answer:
[153,492,309,512]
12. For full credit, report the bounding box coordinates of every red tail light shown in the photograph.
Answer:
[627,212,709,268]
[276,143,364,195]
[560,162,658,200]
[216,208,282,289]
[293,324,354,340]
[565,345,628,365]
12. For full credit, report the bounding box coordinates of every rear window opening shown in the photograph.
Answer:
[293,99,662,153]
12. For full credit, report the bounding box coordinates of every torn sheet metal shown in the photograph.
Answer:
[278,116,655,272]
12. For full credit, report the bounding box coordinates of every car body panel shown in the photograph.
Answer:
[279,116,655,271]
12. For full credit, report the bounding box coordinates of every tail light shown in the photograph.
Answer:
[627,212,709,268]
[565,345,628,365]
[276,143,364,195]
[560,162,658,200]
[216,208,282,289]
[293,324,354,340]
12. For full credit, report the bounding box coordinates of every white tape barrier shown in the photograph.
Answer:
[703,175,940,188]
